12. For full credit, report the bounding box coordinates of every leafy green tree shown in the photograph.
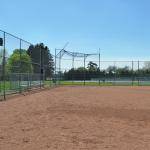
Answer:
[116,66,132,77]
[87,61,98,71]
[7,49,33,73]
[27,43,54,78]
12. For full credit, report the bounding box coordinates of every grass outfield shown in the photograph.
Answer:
[1,80,150,94]
[45,80,150,86]
[44,80,115,86]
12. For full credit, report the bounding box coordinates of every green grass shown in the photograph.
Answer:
[60,81,100,86]
[1,80,150,95]
[0,81,13,91]
[59,80,142,86]
[58,80,150,86]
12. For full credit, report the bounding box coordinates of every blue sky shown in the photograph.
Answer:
[1,0,150,60]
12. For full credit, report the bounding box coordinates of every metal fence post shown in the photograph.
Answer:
[132,61,134,86]
[42,48,44,87]
[72,56,74,85]
[59,51,61,85]
[55,48,56,86]
[114,61,116,85]
[84,54,86,86]
[138,61,140,86]
[40,46,42,88]
[19,39,22,93]
[3,31,6,100]
[99,49,100,86]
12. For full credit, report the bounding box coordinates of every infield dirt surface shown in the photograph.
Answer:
[1,86,150,150]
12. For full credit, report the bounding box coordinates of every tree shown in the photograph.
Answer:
[0,49,3,78]
[144,62,150,70]
[0,49,8,65]
[87,62,99,79]
[106,66,117,73]
[0,49,3,66]
[106,66,117,78]
[116,66,131,77]
[27,43,54,78]
[0,49,9,78]
[87,61,98,71]
[7,49,33,73]
[42,46,54,78]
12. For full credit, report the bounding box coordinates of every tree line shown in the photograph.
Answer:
[62,61,150,80]
[1,45,150,81]
[0,43,54,79]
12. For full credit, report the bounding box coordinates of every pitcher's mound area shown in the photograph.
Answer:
[1,86,150,150]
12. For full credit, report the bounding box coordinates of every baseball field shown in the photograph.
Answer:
[0,86,150,149]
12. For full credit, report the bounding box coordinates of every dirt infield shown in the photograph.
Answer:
[1,86,150,150]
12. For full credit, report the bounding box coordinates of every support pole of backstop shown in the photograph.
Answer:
[72,56,74,84]
[59,51,61,85]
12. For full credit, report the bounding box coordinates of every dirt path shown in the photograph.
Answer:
[0,86,150,150]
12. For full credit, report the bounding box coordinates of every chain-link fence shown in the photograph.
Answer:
[0,30,55,100]
[55,49,150,86]
[1,30,150,100]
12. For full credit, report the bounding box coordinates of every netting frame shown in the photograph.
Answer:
[55,48,100,85]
